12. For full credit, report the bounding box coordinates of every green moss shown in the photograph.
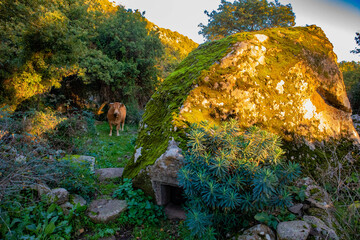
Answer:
[123,34,244,179]
[307,208,328,223]
[310,188,321,195]
[131,170,155,200]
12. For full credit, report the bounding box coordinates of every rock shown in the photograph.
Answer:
[98,237,116,240]
[47,188,69,205]
[149,139,184,205]
[87,199,127,223]
[70,194,87,206]
[164,203,186,220]
[288,203,304,215]
[237,224,275,240]
[61,194,88,214]
[303,215,339,240]
[123,25,359,197]
[30,183,51,196]
[296,177,333,210]
[296,177,339,230]
[60,202,74,215]
[95,168,124,182]
[277,221,311,240]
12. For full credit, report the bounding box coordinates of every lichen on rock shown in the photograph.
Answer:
[123,25,359,196]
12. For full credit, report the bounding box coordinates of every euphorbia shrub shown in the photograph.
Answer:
[178,120,301,239]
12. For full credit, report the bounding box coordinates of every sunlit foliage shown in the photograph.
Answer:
[340,61,360,113]
[0,0,166,109]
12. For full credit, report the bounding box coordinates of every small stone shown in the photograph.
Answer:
[60,202,73,215]
[87,199,127,223]
[95,168,124,182]
[277,221,310,240]
[164,203,186,220]
[98,237,116,240]
[70,194,87,206]
[47,188,69,205]
[237,224,275,240]
[288,203,304,215]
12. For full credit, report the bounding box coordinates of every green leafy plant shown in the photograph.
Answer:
[113,178,164,226]
[1,197,88,240]
[254,210,296,229]
[178,120,301,239]
[57,159,97,201]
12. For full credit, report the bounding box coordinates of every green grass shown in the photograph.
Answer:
[78,121,138,169]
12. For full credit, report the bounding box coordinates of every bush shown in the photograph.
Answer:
[0,106,97,202]
[46,110,95,152]
[177,120,301,239]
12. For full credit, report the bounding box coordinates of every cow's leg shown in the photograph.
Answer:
[109,123,113,136]
[116,124,120,136]
[121,121,125,131]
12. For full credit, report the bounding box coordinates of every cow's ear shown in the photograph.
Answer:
[109,103,114,106]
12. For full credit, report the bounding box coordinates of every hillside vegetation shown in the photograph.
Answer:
[340,61,360,113]
[0,0,197,112]
[1,0,360,239]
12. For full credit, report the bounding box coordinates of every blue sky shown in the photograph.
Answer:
[115,0,360,62]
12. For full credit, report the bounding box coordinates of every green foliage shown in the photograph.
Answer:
[113,179,164,226]
[254,210,296,229]
[0,0,165,110]
[311,144,360,240]
[0,195,88,240]
[199,0,295,41]
[57,160,97,201]
[80,122,137,168]
[146,21,199,80]
[46,110,96,152]
[0,107,97,201]
[178,120,301,238]
[339,61,360,113]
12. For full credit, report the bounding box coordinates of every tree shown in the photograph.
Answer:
[92,7,164,106]
[199,0,296,41]
[351,32,360,54]
[0,0,164,109]
[340,61,360,113]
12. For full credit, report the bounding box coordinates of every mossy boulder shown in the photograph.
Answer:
[123,25,359,197]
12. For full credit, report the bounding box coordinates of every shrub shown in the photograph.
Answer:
[46,110,95,152]
[0,107,97,202]
[178,120,301,239]
[24,109,66,138]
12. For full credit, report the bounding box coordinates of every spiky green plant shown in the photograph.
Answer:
[178,120,301,239]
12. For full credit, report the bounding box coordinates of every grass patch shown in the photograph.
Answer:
[78,122,138,169]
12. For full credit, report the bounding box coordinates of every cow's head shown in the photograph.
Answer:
[110,102,121,118]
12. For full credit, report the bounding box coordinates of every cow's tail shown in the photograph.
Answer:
[96,102,107,115]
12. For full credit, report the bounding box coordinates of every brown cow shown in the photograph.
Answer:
[107,102,126,136]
